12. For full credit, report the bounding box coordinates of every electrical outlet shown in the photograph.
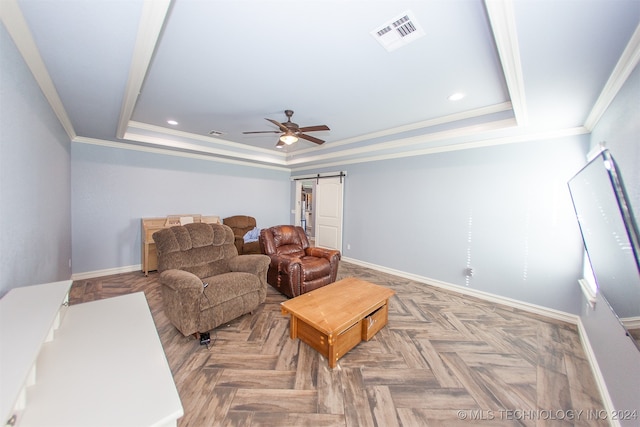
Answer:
[347,244,351,250]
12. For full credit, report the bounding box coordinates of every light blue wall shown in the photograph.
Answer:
[590,66,639,223]
[297,135,589,314]
[71,143,290,274]
[583,63,640,424]
[0,24,72,297]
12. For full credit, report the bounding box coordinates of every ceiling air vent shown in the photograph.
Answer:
[371,10,425,52]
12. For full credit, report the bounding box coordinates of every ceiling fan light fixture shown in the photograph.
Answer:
[280,133,298,145]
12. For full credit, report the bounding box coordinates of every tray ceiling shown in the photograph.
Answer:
[2,0,639,170]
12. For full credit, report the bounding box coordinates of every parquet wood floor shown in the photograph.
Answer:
[70,262,608,426]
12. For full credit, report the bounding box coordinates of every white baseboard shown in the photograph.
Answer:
[71,264,142,281]
[621,316,640,330]
[576,321,619,427]
[578,278,597,308]
[341,256,578,325]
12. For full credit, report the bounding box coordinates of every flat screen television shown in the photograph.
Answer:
[568,149,640,342]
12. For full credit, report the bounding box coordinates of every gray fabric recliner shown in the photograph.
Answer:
[153,222,270,337]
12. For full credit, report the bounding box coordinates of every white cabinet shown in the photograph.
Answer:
[1,282,183,427]
[1,281,71,425]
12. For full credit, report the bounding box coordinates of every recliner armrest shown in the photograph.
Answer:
[158,269,204,295]
[272,254,302,268]
[306,247,341,261]
[229,254,270,275]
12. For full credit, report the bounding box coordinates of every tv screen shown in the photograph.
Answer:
[568,149,640,320]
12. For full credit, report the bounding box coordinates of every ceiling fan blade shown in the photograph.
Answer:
[265,118,289,133]
[242,130,280,134]
[298,125,330,133]
[299,133,325,145]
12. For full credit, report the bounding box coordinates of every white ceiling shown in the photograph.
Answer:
[3,0,639,171]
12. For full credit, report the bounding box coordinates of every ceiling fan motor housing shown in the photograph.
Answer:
[243,109,329,147]
[285,122,299,132]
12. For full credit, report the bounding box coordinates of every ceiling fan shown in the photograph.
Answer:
[243,110,330,148]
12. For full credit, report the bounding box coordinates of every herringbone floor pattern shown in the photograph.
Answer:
[70,262,607,426]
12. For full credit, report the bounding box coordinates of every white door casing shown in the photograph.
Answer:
[294,181,303,227]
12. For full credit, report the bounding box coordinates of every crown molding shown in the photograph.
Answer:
[294,102,513,156]
[123,131,287,166]
[72,136,290,172]
[584,22,640,131]
[126,108,517,169]
[128,102,511,162]
[290,125,588,172]
[485,0,528,126]
[288,117,518,169]
[0,0,76,140]
[127,120,284,158]
[116,0,171,139]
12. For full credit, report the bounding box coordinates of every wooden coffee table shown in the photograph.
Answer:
[280,277,395,368]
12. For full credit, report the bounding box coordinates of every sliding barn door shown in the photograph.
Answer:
[314,176,344,251]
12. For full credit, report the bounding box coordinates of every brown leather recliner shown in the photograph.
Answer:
[259,225,341,298]
[223,215,261,255]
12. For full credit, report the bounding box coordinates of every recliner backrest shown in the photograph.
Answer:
[223,215,257,237]
[153,223,237,279]
[260,225,309,257]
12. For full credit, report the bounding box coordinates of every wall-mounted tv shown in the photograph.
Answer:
[568,149,640,341]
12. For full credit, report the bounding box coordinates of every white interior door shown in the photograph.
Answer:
[314,177,344,251]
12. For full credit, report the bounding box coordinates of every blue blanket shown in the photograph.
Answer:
[243,227,260,243]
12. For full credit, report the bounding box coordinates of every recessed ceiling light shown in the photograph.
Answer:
[448,93,465,101]
[167,119,178,125]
